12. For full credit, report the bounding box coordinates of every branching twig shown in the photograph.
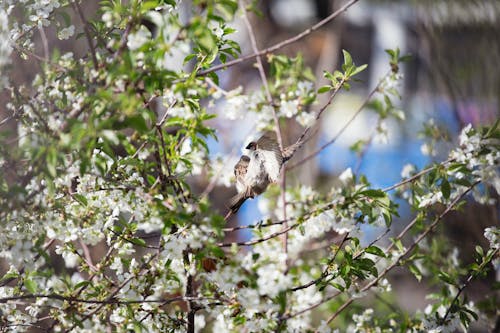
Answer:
[217,222,299,247]
[197,0,359,77]
[440,246,499,325]
[322,182,479,327]
[289,70,391,170]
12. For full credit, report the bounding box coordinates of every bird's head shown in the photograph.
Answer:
[245,141,257,151]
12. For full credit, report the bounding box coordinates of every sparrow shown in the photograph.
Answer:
[228,133,303,213]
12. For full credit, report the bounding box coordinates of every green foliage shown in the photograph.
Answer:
[319,50,368,94]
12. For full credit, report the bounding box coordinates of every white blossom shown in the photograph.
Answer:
[401,163,415,178]
[484,227,499,250]
[279,99,299,118]
[220,87,247,120]
[418,191,443,208]
[127,26,151,50]
[102,11,113,28]
[339,167,354,185]
[420,142,435,156]
[57,25,74,40]
[296,111,316,127]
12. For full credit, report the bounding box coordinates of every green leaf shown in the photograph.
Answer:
[183,53,196,64]
[46,147,58,178]
[209,245,225,258]
[129,237,147,247]
[25,278,37,294]
[323,71,335,81]
[365,245,386,258]
[342,49,353,67]
[441,179,451,199]
[317,85,332,94]
[408,263,422,282]
[123,114,149,133]
[351,64,367,76]
[360,189,386,198]
[1,270,19,282]
[438,271,455,285]
[350,139,366,153]
[72,193,88,206]
[475,245,484,257]
[207,71,219,85]
[75,280,92,289]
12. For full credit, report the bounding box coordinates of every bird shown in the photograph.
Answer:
[228,132,304,213]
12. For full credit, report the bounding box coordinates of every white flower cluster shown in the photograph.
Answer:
[400,163,415,178]
[218,86,248,120]
[347,308,375,332]
[127,26,152,50]
[57,24,74,40]
[484,226,499,250]
[450,124,499,204]
[27,0,60,26]
[278,81,316,127]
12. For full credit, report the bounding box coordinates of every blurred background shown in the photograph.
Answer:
[2,0,499,331]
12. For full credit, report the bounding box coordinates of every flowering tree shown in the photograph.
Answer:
[0,0,499,332]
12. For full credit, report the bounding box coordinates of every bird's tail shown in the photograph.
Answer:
[229,192,248,213]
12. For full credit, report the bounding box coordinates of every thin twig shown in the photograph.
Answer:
[63,252,160,333]
[290,232,350,292]
[78,239,97,271]
[381,158,454,192]
[71,0,98,70]
[197,0,359,77]
[38,26,49,61]
[240,0,283,150]
[11,44,65,71]
[222,156,451,233]
[289,71,390,170]
[217,222,300,247]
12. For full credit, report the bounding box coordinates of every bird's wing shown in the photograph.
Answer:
[256,133,283,164]
[234,155,250,193]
